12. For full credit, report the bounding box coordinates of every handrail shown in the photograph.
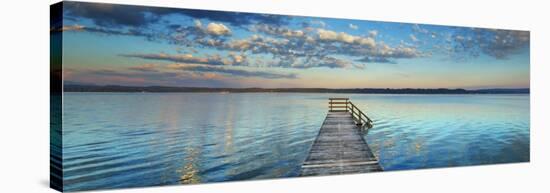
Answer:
[347,101,373,129]
[328,98,348,112]
[328,98,373,129]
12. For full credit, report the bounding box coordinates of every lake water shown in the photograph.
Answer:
[62,93,530,191]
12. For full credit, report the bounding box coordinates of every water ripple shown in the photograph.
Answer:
[62,93,529,191]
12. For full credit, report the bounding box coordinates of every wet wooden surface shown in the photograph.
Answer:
[300,112,382,176]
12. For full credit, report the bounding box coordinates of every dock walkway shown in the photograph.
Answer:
[300,98,382,176]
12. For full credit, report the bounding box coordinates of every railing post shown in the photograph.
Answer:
[328,98,372,128]
[357,108,362,126]
[345,99,349,112]
[351,103,354,118]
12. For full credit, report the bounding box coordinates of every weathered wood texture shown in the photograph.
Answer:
[300,112,382,176]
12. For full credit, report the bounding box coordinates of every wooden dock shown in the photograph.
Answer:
[300,98,382,176]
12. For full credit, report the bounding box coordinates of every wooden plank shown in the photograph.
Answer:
[300,111,382,176]
[329,110,348,112]
[328,105,347,108]
[328,102,348,104]
[329,98,349,100]
[301,160,379,168]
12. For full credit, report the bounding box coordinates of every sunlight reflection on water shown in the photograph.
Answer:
[62,93,529,191]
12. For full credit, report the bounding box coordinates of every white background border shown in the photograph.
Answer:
[1,0,548,192]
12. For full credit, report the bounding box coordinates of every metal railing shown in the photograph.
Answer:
[328,98,373,129]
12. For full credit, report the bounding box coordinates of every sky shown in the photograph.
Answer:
[52,1,530,89]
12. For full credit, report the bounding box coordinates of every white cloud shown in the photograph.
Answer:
[226,39,252,50]
[253,24,305,38]
[157,24,423,69]
[356,37,376,47]
[375,43,423,58]
[412,24,429,34]
[194,20,202,28]
[305,36,316,43]
[410,34,419,42]
[368,30,378,37]
[205,22,231,36]
[317,29,338,40]
[311,20,326,28]
[317,29,376,47]
[337,32,355,43]
[229,52,246,64]
[284,30,304,37]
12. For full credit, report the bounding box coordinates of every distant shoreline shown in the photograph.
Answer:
[62,85,530,94]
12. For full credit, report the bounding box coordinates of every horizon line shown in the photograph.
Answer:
[63,83,530,91]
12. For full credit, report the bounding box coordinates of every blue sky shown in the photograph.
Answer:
[53,1,530,89]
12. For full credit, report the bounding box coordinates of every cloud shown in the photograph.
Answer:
[252,24,305,38]
[277,56,353,69]
[89,69,129,77]
[228,53,247,64]
[483,30,530,59]
[412,24,429,34]
[450,28,530,59]
[77,64,298,87]
[52,24,158,41]
[64,2,426,70]
[74,68,235,87]
[166,22,233,46]
[50,24,85,32]
[121,53,237,66]
[225,39,253,50]
[368,30,378,37]
[63,1,289,28]
[167,64,298,79]
[317,57,354,68]
[170,27,421,68]
[317,29,376,47]
[175,10,289,27]
[194,19,202,28]
[310,20,326,28]
[411,24,527,60]
[357,56,394,63]
[409,34,419,42]
[374,44,423,59]
[317,29,337,41]
[349,24,358,30]
[128,64,159,72]
[168,21,232,45]
[205,23,231,36]
[63,2,166,28]
[174,28,421,69]
[354,43,423,64]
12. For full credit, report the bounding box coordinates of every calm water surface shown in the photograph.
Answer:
[62,93,529,191]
